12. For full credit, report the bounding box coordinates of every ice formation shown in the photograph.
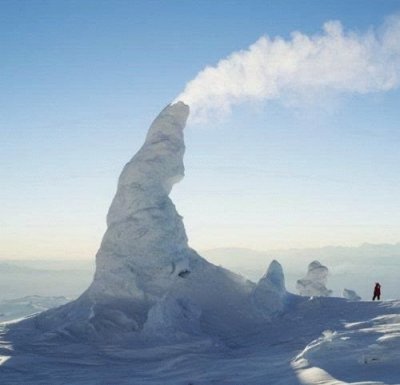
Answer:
[296,260,332,297]
[343,288,361,301]
[12,102,286,341]
[88,101,192,302]
[252,260,286,314]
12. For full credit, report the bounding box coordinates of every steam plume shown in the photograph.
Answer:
[175,15,400,120]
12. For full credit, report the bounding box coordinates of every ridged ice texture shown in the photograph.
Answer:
[87,101,191,301]
[29,103,199,338]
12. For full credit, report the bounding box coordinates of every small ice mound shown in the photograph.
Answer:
[343,288,361,301]
[252,260,286,314]
[296,260,332,297]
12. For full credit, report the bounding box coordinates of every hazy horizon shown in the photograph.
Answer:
[1,241,399,301]
[1,240,400,261]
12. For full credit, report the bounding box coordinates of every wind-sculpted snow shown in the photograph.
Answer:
[297,261,332,297]
[293,303,400,384]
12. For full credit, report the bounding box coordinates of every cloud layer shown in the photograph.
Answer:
[175,15,400,120]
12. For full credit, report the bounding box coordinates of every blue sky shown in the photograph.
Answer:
[1,0,400,259]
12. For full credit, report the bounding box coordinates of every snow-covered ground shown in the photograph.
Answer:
[1,297,399,384]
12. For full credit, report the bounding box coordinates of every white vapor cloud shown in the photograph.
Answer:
[175,15,400,120]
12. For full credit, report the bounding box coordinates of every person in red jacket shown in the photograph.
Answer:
[373,282,381,301]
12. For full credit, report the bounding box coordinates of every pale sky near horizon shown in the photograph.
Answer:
[1,0,400,260]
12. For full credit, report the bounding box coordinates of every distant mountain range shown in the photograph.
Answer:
[0,260,94,301]
[202,243,400,272]
[0,295,69,323]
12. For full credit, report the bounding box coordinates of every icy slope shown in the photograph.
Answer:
[293,300,400,385]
